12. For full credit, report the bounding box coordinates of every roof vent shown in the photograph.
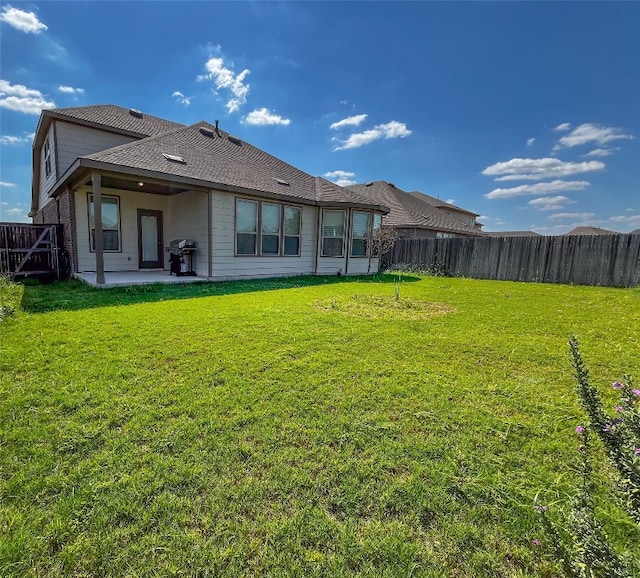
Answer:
[387,182,396,188]
[227,135,242,146]
[365,182,374,187]
[200,127,215,138]
[129,108,143,118]
[274,178,290,186]
[163,153,186,164]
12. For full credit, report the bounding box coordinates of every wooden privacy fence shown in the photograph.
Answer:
[0,222,65,280]
[382,234,640,287]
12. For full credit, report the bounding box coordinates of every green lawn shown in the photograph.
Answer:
[1,275,639,577]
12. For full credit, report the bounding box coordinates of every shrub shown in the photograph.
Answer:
[534,337,639,577]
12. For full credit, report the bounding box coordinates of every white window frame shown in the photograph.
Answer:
[234,198,302,257]
[350,210,371,258]
[88,194,121,252]
[283,205,301,256]
[321,209,346,257]
[235,199,259,256]
[43,138,52,178]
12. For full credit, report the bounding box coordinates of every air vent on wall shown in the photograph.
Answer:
[163,153,186,164]
[129,108,143,118]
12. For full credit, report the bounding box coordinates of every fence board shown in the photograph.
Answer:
[383,234,640,287]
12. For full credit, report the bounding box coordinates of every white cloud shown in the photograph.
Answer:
[333,121,412,151]
[482,157,605,181]
[0,132,34,145]
[528,195,575,211]
[198,56,250,113]
[547,212,595,220]
[172,91,191,106]
[584,148,619,158]
[0,79,55,114]
[0,181,17,187]
[553,123,571,132]
[330,114,368,130]
[58,85,84,94]
[554,123,635,150]
[526,138,535,146]
[608,214,640,224]
[0,5,47,33]
[1,203,29,222]
[485,180,590,200]
[243,107,290,126]
[323,170,357,187]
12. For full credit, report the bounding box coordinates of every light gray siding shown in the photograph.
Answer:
[167,191,209,277]
[209,190,317,280]
[55,121,135,178]
[38,127,57,211]
[75,187,170,272]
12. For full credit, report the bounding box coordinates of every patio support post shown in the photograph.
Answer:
[207,190,213,278]
[92,171,105,285]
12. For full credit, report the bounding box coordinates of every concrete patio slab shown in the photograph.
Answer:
[73,271,208,288]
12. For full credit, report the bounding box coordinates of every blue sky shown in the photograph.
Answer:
[1,1,638,233]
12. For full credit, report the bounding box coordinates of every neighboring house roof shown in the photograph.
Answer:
[347,181,483,236]
[55,121,390,212]
[485,231,542,237]
[407,190,480,217]
[565,226,619,235]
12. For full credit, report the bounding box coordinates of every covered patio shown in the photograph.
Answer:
[73,270,208,289]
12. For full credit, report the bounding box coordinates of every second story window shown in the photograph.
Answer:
[43,138,52,177]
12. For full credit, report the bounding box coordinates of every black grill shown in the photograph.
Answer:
[167,239,196,276]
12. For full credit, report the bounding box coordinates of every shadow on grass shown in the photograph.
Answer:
[20,273,421,314]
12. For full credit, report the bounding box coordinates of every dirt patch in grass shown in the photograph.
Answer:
[315,294,457,320]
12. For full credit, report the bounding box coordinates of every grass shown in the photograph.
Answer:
[1,275,639,577]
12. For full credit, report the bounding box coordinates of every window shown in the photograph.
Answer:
[235,199,302,256]
[322,210,345,257]
[283,206,301,256]
[43,138,52,177]
[236,199,258,255]
[351,211,370,257]
[373,213,382,230]
[261,203,281,255]
[89,194,121,251]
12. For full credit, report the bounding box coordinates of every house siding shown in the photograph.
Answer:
[209,190,317,280]
[75,187,172,272]
[55,121,136,178]
[167,191,209,277]
[38,126,58,211]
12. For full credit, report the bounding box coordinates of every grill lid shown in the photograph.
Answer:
[169,239,196,249]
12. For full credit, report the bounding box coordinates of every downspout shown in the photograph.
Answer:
[207,189,213,278]
[314,205,321,275]
[344,208,351,276]
[92,171,105,285]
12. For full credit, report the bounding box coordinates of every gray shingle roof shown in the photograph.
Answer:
[347,181,483,236]
[81,122,389,210]
[44,104,183,137]
[565,226,619,235]
[485,231,541,237]
[407,190,479,216]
